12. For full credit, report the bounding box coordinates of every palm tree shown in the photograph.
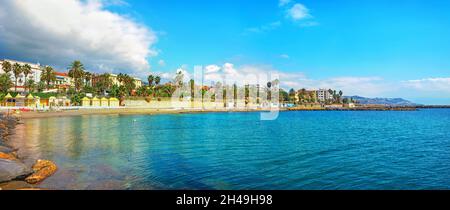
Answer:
[95,73,112,95]
[1,60,12,74]
[123,74,136,95]
[190,79,195,100]
[22,64,32,92]
[12,63,22,92]
[117,73,125,84]
[155,76,161,85]
[0,73,13,93]
[41,66,56,90]
[25,79,35,93]
[84,71,92,87]
[233,83,238,107]
[147,75,154,87]
[68,60,85,92]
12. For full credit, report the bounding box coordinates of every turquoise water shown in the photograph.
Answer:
[11,109,450,189]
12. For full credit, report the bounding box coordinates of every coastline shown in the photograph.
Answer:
[10,105,422,120]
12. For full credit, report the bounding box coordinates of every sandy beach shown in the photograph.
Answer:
[3,105,419,120]
[12,107,287,119]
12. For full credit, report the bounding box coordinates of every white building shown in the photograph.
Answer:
[134,77,142,88]
[0,59,42,91]
[316,89,333,102]
[54,72,74,89]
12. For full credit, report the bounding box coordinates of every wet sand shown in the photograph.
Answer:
[16,107,283,119]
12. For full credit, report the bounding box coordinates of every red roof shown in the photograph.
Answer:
[55,72,68,76]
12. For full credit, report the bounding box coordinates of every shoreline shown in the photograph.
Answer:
[4,105,424,120]
[0,113,57,190]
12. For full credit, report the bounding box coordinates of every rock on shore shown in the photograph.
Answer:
[25,160,58,184]
[0,159,32,183]
[0,113,57,189]
[0,145,17,154]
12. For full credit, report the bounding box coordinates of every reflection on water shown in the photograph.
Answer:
[9,109,450,189]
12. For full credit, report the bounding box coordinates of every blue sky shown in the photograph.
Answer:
[1,0,450,104]
[120,0,450,79]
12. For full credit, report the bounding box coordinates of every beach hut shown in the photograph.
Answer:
[91,96,100,107]
[3,93,14,107]
[109,97,119,107]
[15,94,26,107]
[100,97,109,107]
[26,94,35,107]
[48,96,57,107]
[81,97,91,107]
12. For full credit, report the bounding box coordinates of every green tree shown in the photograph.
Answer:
[37,81,46,92]
[279,89,289,102]
[71,93,86,106]
[288,88,296,103]
[190,79,195,101]
[120,74,136,95]
[267,82,272,101]
[147,75,154,87]
[155,76,161,85]
[94,73,112,95]
[244,85,250,105]
[1,60,12,74]
[233,83,238,107]
[84,71,92,87]
[137,86,148,97]
[12,63,22,92]
[41,66,56,90]
[68,60,85,92]
[110,85,127,104]
[25,79,35,93]
[0,73,13,93]
[22,64,32,92]
[117,73,125,84]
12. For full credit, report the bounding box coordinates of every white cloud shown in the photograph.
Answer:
[402,78,450,93]
[0,0,157,77]
[202,63,306,86]
[205,65,221,74]
[287,3,311,21]
[102,0,130,7]
[280,54,290,59]
[279,0,292,7]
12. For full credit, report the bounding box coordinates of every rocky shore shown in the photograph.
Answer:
[0,112,57,190]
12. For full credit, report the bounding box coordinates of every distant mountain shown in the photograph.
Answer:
[344,96,419,106]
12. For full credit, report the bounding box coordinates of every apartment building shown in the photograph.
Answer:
[0,59,42,90]
[316,89,333,102]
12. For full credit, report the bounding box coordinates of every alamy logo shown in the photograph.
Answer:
[169,65,280,120]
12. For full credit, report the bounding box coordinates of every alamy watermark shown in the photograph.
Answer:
[169,65,280,120]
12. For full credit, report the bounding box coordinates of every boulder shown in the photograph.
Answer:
[0,146,17,154]
[0,159,32,182]
[0,152,17,160]
[25,160,58,184]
